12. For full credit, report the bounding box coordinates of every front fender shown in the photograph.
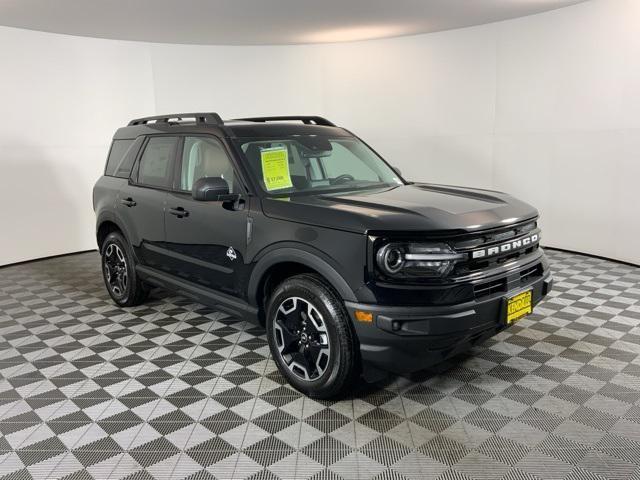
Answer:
[247,244,358,307]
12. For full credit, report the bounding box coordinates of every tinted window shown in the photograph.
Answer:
[180,137,235,192]
[105,139,134,176]
[115,137,144,178]
[137,137,178,188]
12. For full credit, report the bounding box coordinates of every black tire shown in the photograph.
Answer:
[100,231,149,307]
[265,274,359,399]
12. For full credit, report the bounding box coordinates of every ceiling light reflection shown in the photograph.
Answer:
[301,25,410,44]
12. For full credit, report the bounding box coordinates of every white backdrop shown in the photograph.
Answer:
[1,0,638,266]
[0,28,154,266]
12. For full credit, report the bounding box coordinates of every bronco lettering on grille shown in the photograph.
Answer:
[471,234,539,259]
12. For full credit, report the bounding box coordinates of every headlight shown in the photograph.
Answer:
[376,242,465,278]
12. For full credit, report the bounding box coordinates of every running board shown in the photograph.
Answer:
[136,265,260,324]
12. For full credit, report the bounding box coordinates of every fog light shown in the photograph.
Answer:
[355,310,373,323]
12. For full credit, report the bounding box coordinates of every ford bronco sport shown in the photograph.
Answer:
[93,112,552,398]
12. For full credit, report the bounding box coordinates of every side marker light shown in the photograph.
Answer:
[355,310,373,323]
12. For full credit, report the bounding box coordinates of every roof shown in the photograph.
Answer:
[113,113,351,140]
[225,121,350,138]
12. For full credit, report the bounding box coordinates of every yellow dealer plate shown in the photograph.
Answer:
[506,290,532,324]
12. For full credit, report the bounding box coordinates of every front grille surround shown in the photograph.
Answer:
[451,222,540,276]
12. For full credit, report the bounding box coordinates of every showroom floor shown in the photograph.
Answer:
[0,250,639,480]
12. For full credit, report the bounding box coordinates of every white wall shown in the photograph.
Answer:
[0,27,155,265]
[1,0,639,266]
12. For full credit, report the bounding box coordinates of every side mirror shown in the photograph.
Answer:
[192,177,234,201]
[392,166,402,177]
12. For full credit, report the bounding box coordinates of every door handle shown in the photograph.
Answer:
[120,197,136,207]
[169,207,189,218]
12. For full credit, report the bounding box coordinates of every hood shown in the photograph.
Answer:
[261,183,538,234]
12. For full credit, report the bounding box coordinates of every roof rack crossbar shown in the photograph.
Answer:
[128,112,224,126]
[233,116,336,127]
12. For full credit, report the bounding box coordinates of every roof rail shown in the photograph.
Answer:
[128,112,224,126]
[233,116,336,127]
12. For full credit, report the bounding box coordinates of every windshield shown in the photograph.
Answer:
[234,136,404,195]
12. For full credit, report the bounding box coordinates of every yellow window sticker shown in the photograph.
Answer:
[261,147,293,191]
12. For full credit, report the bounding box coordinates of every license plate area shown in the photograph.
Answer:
[506,289,532,324]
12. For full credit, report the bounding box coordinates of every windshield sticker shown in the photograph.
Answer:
[261,147,293,191]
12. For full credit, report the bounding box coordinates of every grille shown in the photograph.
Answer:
[473,278,507,299]
[452,220,540,275]
[520,263,543,284]
[462,243,539,273]
[472,261,543,300]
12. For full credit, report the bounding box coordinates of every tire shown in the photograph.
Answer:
[100,231,149,307]
[265,273,359,399]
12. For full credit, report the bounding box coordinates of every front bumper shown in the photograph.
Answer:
[346,267,553,376]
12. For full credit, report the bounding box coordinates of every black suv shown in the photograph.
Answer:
[93,112,552,398]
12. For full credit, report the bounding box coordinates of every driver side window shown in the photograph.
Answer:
[180,137,235,192]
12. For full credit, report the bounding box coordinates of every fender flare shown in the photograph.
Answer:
[247,246,358,307]
[95,212,133,250]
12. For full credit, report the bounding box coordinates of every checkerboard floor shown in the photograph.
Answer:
[1,249,639,480]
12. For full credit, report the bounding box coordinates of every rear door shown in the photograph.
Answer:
[117,136,179,269]
[163,135,249,297]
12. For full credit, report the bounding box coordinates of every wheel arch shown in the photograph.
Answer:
[248,247,358,325]
[96,213,131,251]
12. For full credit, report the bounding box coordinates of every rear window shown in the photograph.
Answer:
[104,139,137,178]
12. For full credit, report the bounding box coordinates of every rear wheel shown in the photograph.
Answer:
[101,231,148,307]
[266,274,359,399]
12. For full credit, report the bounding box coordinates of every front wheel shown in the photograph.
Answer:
[265,274,359,399]
[101,231,148,307]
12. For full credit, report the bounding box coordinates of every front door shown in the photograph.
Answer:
[164,135,248,297]
[117,136,178,269]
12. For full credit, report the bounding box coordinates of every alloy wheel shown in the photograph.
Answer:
[273,297,331,381]
[104,243,128,298]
